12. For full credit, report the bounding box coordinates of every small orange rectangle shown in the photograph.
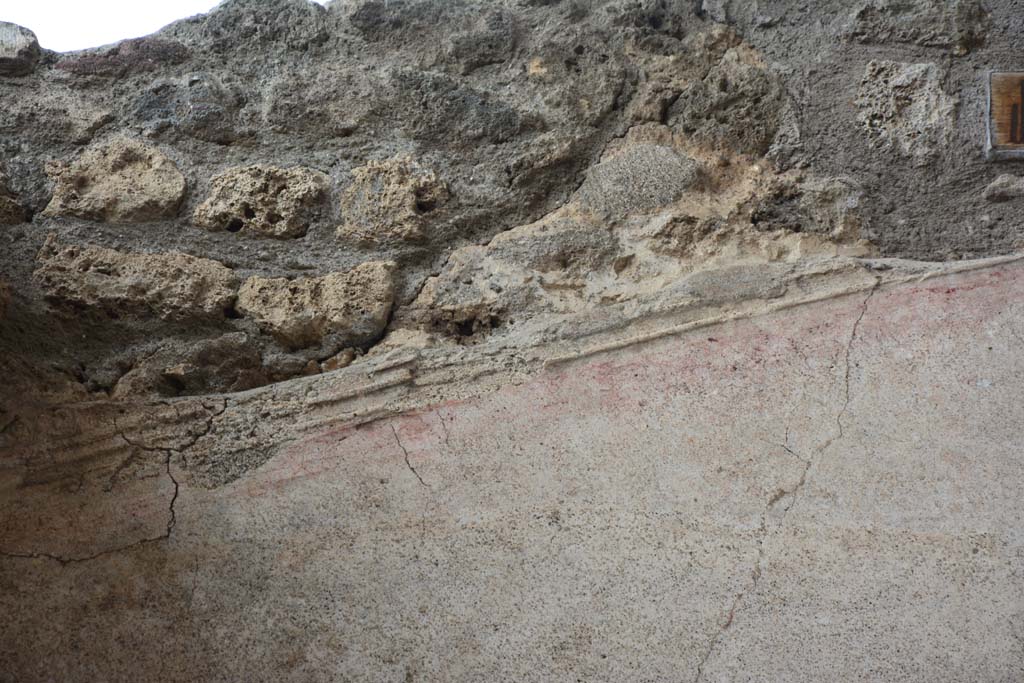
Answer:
[989,72,1024,155]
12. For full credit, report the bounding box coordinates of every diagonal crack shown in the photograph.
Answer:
[391,423,429,488]
[693,438,811,683]
[694,283,878,680]
[836,280,879,441]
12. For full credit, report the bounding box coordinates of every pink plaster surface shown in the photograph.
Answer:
[3,261,1024,681]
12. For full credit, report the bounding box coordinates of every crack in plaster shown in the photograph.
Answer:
[693,283,878,681]
[0,400,226,565]
[836,281,879,441]
[693,438,811,683]
[391,423,429,488]
[0,450,179,565]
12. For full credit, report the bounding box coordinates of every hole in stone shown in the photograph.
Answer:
[454,318,476,337]
[226,218,244,232]
[224,305,242,319]
[414,188,438,213]
[448,313,502,342]
[162,372,186,395]
[243,207,256,219]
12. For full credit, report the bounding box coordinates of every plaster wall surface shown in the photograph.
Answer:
[2,260,1022,681]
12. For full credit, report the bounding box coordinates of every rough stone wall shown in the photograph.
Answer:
[4,5,1024,679]
[0,0,1020,405]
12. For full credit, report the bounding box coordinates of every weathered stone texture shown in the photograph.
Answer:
[194,165,329,238]
[42,138,187,223]
[337,158,450,245]
[236,262,396,349]
[667,46,789,157]
[750,175,866,242]
[444,9,518,75]
[0,171,25,225]
[33,236,238,321]
[984,174,1024,202]
[320,347,357,372]
[575,145,701,218]
[488,216,619,275]
[855,61,955,164]
[2,0,1024,679]
[1,0,1001,405]
[112,333,267,398]
[0,196,23,225]
[0,22,39,76]
[134,72,245,144]
[56,37,189,77]
[846,0,990,53]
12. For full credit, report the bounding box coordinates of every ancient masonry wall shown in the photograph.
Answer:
[3,2,1024,679]
[0,0,1022,409]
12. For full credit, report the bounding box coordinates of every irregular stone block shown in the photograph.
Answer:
[42,138,187,223]
[0,22,40,77]
[846,0,989,54]
[236,262,396,350]
[443,10,517,75]
[667,46,788,157]
[34,236,239,321]
[856,61,955,164]
[626,25,739,128]
[347,0,454,45]
[262,68,366,137]
[488,216,618,274]
[112,333,268,398]
[983,174,1024,202]
[182,0,328,53]
[194,165,329,238]
[337,158,449,245]
[135,72,244,144]
[526,27,629,128]
[56,37,189,77]
[383,68,522,145]
[406,213,619,343]
[750,175,866,242]
[2,95,114,148]
[575,144,700,218]
[633,213,720,258]
[409,250,516,341]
